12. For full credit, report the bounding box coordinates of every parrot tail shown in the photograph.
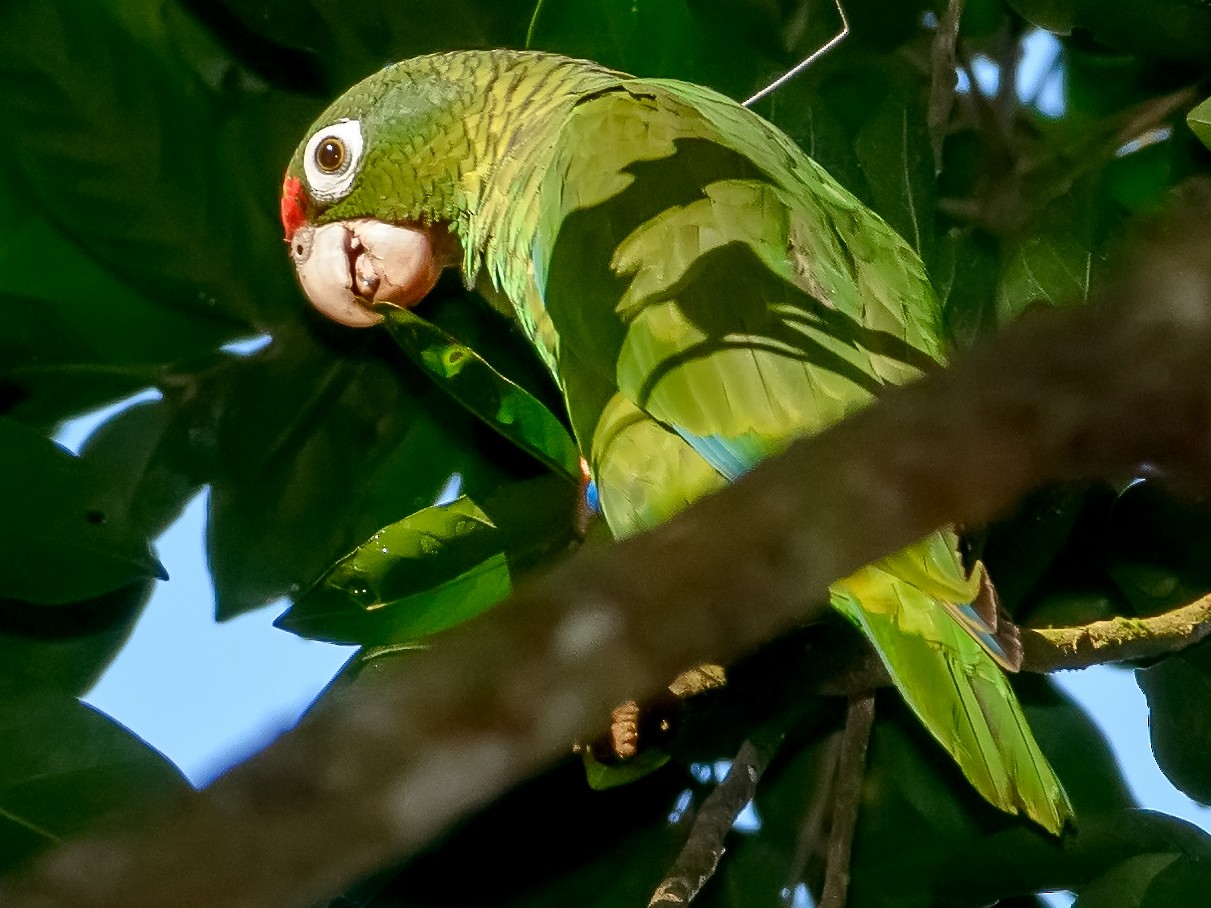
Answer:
[830,562,1073,835]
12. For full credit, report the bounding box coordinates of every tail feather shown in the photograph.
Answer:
[831,547,1072,834]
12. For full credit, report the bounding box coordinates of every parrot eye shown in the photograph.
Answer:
[315,138,346,173]
[302,118,364,202]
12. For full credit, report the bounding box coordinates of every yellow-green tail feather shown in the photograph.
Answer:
[831,547,1073,834]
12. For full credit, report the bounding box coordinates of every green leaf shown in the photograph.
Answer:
[0,0,307,328]
[938,810,1211,908]
[0,418,164,604]
[79,399,205,541]
[1008,0,1211,64]
[995,178,1114,326]
[380,307,582,480]
[0,182,236,375]
[1188,96,1211,153]
[582,747,672,791]
[204,321,532,619]
[1102,481,1211,615]
[1137,639,1211,805]
[0,692,188,873]
[276,497,511,645]
[1074,852,1180,908]
[853,68,936,261]
[0,581,152,699]
[849,675,1134,908]
[1140,852,1211,906]
[282,469,579,646]
[933,226,1002,348]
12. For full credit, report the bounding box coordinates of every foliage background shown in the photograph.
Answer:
[5,0,1211,904]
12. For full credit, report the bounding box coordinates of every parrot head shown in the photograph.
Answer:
[280,62,463,327]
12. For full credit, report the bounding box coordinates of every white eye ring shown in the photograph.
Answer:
[303,118,364,202]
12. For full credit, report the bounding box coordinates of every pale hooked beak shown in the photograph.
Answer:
[289,219,448,328]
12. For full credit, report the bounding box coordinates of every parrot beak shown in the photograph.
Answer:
[288,219,449,328]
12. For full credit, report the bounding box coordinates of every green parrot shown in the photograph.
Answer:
[281,49,1072,833]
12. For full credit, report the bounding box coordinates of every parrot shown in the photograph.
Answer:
[280,49,1072,834]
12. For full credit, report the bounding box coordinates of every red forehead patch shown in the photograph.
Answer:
[280,175,306,242]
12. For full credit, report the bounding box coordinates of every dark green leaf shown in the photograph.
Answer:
[933,227,1002,348]
[381,307,581,480]
[994,178,1120,325]
[80,400,205,540]
[1008,0,1211,64]
[1074,852,1180,908]
[0,418,164,604]
[936,811,1211,908]
[849,675,1135,908]
[0,183,236,380]
[0,0,310,328]
[1140,852,1211,906]
[1102,481,1211,615]
[0,581,151,698]
[204,321,533,619]
[0,692,188,873]
[853,68,936,261]
[1137,639,1211,805]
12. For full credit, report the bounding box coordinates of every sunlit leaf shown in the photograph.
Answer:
[583,747,672,791]
[381,308,581,480]
[1189,96,1211,152]
[277,497,510,644]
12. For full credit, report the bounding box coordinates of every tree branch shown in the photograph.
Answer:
[6,187,1211,908]
[927,0,964,173]
[648,738,775,906]
[1022,595,1211,672]
[820,693,875,908]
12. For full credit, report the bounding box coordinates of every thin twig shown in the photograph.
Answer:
[784,730,844,902]
[927,0,965,174]
[820,693,875,908]
[1022,595,1211,672]
[648,738,776,906]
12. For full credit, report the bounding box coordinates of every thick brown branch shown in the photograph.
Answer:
[5,190,1211,908]
[1022,595,1211,672]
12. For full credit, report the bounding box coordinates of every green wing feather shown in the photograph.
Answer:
[476,63,1071,832]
